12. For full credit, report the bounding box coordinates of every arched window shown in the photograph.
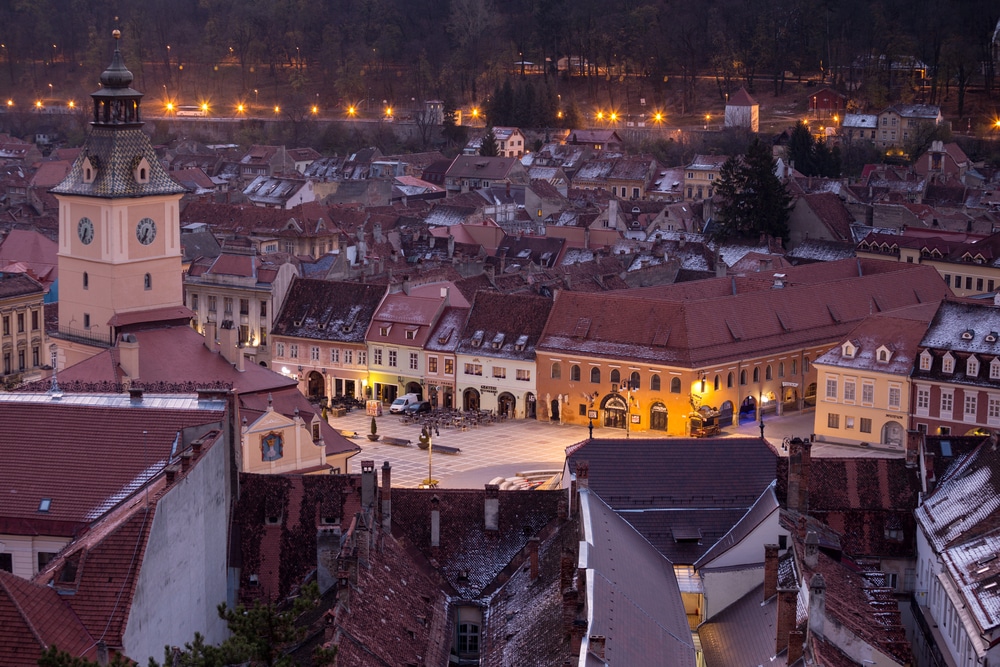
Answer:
[753,367,760,383]
[803,357,810,373]
[630,371,640,390]
[83,272,88,289]
[140,168,147,180]
[590,367,601,384]
[551,362,561,379]
[727,372,734,388]
[570,365,581,382]
[713,374,720,391]
[610,369,621,384]
[650,374,661,391]
[740,370,748,385]
[143,273,152,290]
[778,362,784,378]
[765,365,772,381]
[670,377,681,393]
[791,359,798,376]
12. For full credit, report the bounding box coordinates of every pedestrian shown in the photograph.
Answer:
[434,425,440,437]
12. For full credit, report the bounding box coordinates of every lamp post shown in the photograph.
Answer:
[420,426,437,488]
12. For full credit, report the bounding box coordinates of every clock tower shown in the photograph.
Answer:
[52,31,187,367]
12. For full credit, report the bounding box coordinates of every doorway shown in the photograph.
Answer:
[307,371,324,399]
[463,388,480,411]
[650,402,667,431]
[498,392,516,418]
[602,394,627,429]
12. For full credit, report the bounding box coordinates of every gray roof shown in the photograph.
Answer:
[694,483,780,569]
[51,126,185,198]
[580,489,697,667]
[698,584,787,667]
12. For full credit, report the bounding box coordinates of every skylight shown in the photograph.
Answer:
[38,498,51,512]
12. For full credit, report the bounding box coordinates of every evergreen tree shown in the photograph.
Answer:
[788,121,815,175]
[441,97,467,148]
[812,140,842,178]
[713,138,792,243]
[479,127,499,156]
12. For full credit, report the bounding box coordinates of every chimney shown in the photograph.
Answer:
[218,320,240,367]
[204,320,218,351]
[381,461,392,532]
[528,536,540,580]
[787,629,805,664]
[772,272,786,288]
[787,438,811,512]
[356,513,370,566]
[361,460,376,509]
[569,620,587,655]
[191,437,204,460]
[430,495,440,547]
[164,464,179,486]
[575,461,589,489]
[118,333,140,379]
[715,255,727,278]
[763,544,779,600]
[804,530,819,569]
[905,429,922,468]
[402,275,411,295]
[128,387,144,404]
[808,573,826,638]
[96,641,109,667]
[485,483,499,531]
[447,234,455,258]
[608,198,618,228]
[588,635,606,660]
[180,450,192,472]
[775,589,798,653]
[317,526,341,595]
[440,286,450,305]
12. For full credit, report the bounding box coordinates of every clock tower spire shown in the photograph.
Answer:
[51,30,188,369]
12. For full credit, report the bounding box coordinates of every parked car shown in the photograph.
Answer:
[403,400,432,415]
[389,393,421,414]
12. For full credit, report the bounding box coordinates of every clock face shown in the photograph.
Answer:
[136,217,157,245]
[77,217,94,245]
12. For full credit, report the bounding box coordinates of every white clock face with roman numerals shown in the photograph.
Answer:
[136,217,157,245]
[77,217,94,244]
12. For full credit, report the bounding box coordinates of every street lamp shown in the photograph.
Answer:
[419,426,437,488]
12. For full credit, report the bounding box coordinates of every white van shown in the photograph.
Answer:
[389,393,421,414]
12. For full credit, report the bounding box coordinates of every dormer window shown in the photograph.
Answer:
[919,350,933,371]
[988,332,999,343]
[491,332,505,349]
[962,329,975,341]
[134,157,151,184]
[991,358,1000,380]
[841,341,857,359]
[82,157,96,184]
[514,334,528,352]
[942,352,955,374]
[876,345,892,363]
[379,325,391,336]
[967,355,980,377]
[405,328,417,340]
[471,330,484,347]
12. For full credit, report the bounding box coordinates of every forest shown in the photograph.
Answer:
[2,0,998,124]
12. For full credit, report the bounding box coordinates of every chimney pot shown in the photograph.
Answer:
[381,461,392,531]
[588,635,606,659]
[128,388,144,403]
[575,461,589,488]
[179,450,192,472]
[430,495,440,548]
[787,629,805,664]
[485,484,500,531]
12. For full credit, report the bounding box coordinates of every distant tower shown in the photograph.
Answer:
[51,30,187,368]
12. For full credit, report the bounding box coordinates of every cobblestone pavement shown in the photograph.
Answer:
[331,407,903,489]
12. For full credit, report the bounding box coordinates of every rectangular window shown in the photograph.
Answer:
[311,346,320,361]
[192,293,199,310]
[259,329,267,346]
[2,316,8,335]
[31,310,38,330]
[845,416,855,429]
[860,418,872,433]
[260,300,267,317]
[289,344,298,358]
[373,348,383,366]
[827,413,840,429]
[239,325,249,345]
[516,369,531,381]
[208,296,217,312]
[861,382,874,406]
[964,394,978,420]
[388,350,397,367]
[17,313,24,333]
[428,356,438,373]
[492,366,506,379]
[32,346,39,366]
[966,277,973,290]
[2,352,9,374]
[240,299,249,315]
[465,363,483,376]
[916,386,930,415]
[276,342,285,357]
[944,274,951,287]
[83,313,90,329]
[224,297,233,315]
[888,385,901,410]
[355,350,364,365]
[941,391,953,416]
[978,278,984,292]
[0,552,11,572]
[444,359,454,375]
[344,349,353,365]
[825,377,838,400]
[988,396,1000,426]
[330,348,340,363]
[843,379,856,403]
[409,352,418,370]
[37,552,58,573]
[17,349,24,371]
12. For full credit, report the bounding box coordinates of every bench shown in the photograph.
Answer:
[382,436,412,447]
[418,440,461,454]
[338,430,358,439]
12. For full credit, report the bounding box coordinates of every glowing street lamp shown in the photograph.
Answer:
[35,100,42,109]
[200,102,209,113]
[471,107,480,121]
[994,118,1000,130]
[311,105,319,115]
[67,100,75,109]
[609,111,618,123]
[652,112,664,124]
[385,106,392,118]
[273,105,280,115]
[6,100,13,109]
[347,105,356,117]
[236,102,246,115]
[596,110,604,122]
[165,102,175,112]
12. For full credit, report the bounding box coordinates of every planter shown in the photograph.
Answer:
[367,434,381,442]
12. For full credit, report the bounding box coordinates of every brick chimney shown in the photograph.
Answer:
[804,530,819,569]
[203,319,218,352]
[485,483,499,531]
[96,641,109,666]
[787,438,811,512]
[787,629,805,664]
[381,461,392,531]
[775,589,798,653]
[356,512,370,567]
[118,333,140,379]
[569,620,587,655]
[764,544,779,600]
[528,536,540,580]
[808,573,826,638]
[430,495,440,548]
[361,460,376,509]
[906,429,922,468]
[317,526,341,595]
[575,461,589,489]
